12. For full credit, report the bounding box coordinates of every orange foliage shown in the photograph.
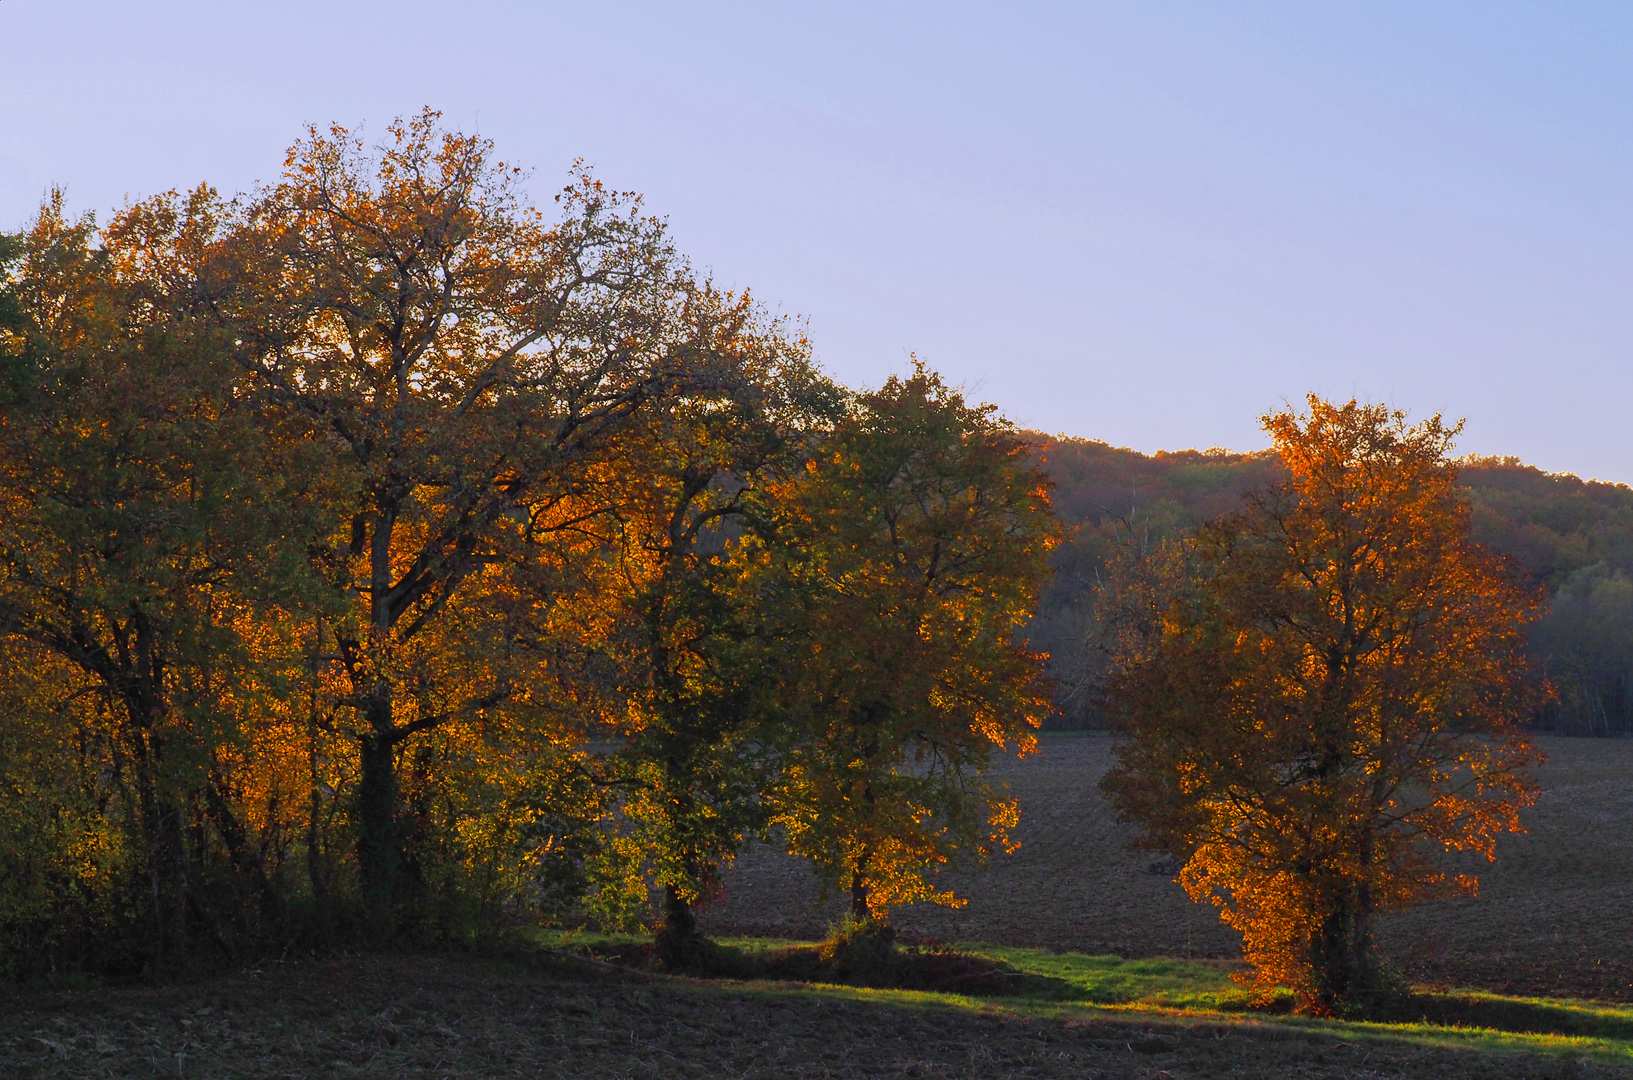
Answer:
[1104,396,1542,1014]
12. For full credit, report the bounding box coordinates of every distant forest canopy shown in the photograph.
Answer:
[1027,436,1633,736]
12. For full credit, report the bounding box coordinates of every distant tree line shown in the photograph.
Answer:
[1029,438,1633,735]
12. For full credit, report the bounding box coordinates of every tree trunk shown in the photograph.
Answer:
[1311,907,1351,1014]
[1349,906,1372,991]
[307,736,326,904]
[126,711,190,968]
[654,884,708,969]
[164,804,190,961]
[849,788,876,922]
[1310,891,1375,1015]
[356,703,399,933]
[849,865,871,921]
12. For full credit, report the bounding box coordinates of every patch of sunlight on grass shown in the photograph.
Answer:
[1316,1016,1633,1063]
[714,935,809,952]
[943,942,1245,1005]
[520,929,1633,1063]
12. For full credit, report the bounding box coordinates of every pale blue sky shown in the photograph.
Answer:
[4,2,1630,480]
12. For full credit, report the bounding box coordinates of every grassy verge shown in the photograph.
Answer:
[532,930,1633,1067]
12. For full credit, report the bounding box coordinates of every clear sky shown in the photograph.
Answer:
[5,2,1630,481]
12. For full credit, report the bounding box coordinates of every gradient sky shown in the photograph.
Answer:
[5,2,1630,481]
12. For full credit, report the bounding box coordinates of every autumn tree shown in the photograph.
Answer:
[771,364,1057,940]
[0,192,331,966]
[1102,396,1542,1015]
[597,328,839,966]
[209,111,780,929]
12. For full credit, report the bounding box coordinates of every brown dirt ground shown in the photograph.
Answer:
[0,953,1617,1080]
[4,734,1628,1078]
[706,733,1633,1001]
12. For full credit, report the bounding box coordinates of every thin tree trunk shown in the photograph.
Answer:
[356,694,399,932]
[306,626,327,903]
[1350,905,1372,993]
[128,710,189,967]
[849,864,871,921]
[307,728,326,902]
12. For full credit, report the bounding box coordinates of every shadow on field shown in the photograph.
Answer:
[1391,992,1633,1039]
[751,943,1079,998]
[569,937,1080,998]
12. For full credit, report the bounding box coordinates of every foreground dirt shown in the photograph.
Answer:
[708,733,1633,1001]
[0,954,1616,1079]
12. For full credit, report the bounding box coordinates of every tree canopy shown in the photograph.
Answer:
[0,116,1054,976]
[1101,397,1541,1014]
[770,364,1057,926]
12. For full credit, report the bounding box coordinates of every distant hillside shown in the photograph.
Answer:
[1027,436,1633,735]
[1458,456,1633,585]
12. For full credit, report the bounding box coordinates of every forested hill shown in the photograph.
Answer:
[1459,456,1633,585]
[1028,435,1633,735]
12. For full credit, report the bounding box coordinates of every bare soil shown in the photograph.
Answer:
[707,733,1633,1001]
[5,733,1629,1078]
[0,953,1615,1079]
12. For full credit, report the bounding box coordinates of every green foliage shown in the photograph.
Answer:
[770,363,1058,922]
[816,913,899,978]
[1531,563,1633,735]
[597,338,840,958]
[0,190,340,972]
[1025,438,1284,727]
[0,229,29,406]
[1460,458,1633,733]
[1459,457,1633,585]
[0,647,137,979]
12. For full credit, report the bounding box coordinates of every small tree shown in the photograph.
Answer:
[599,316,838,967]
[1103,396,1542,1015]
[772,364,1056,932]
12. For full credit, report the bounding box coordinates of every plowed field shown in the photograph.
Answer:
[706,733,1633,1001]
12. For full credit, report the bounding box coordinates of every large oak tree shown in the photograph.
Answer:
[212,110,782,926]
